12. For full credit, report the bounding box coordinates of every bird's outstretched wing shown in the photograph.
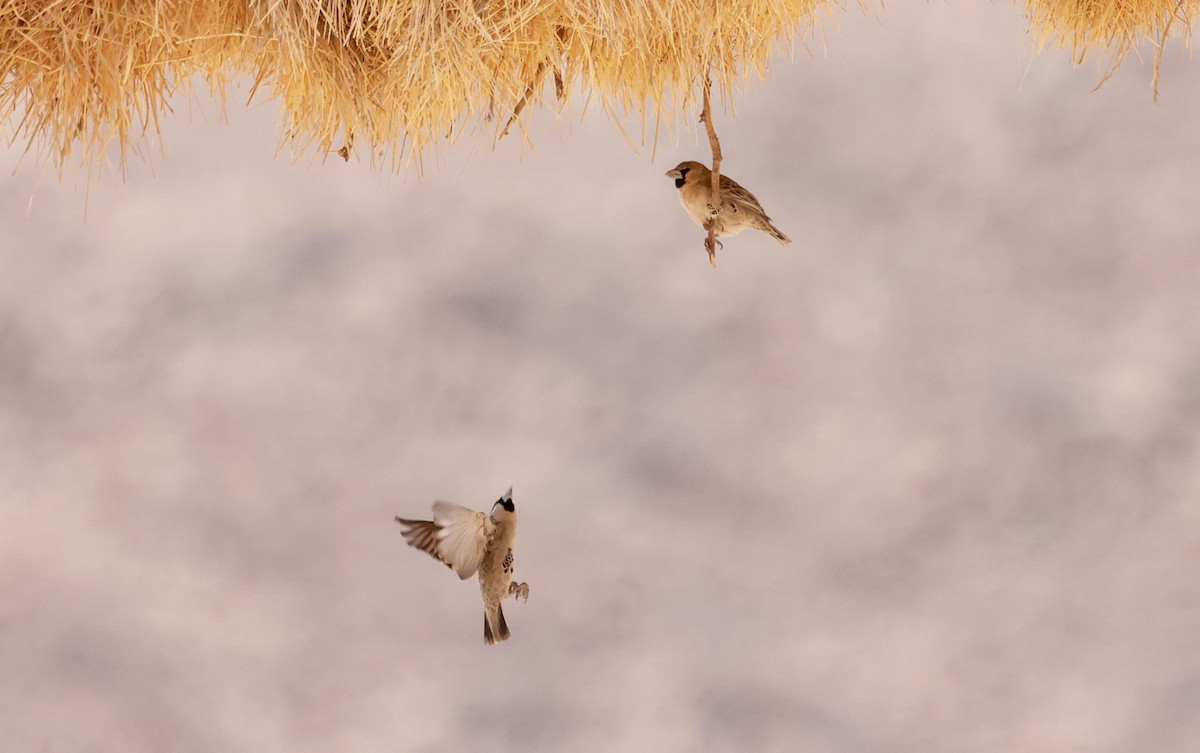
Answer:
[430,501,493,580]
[395,516,443,560]
[395,502,493,580]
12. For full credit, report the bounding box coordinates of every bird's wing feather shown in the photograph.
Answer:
[719,174,769,216]
[395,516,455,571]
[393,515,453,568]
[431,501,492,580]
[396,518,439,556]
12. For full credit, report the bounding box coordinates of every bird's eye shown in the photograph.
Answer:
[680,167,690,176]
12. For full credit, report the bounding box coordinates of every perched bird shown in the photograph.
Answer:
[394,487,529,645]
[665,161,791,245]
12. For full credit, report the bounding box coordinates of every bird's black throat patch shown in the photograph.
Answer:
[674,166,690,189]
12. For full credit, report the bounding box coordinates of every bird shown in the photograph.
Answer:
[394,487,529,645]
[665,161,791,245]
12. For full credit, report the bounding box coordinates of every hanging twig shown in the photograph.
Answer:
[499,59,549,141]
[499,27,569,141]
[699,70,723,267]
[1151,5,1182,103]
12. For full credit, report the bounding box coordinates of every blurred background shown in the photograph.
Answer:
[2,5,1199,752]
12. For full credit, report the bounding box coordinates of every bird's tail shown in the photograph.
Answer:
[483,605,511,645]
[766,221,791,246]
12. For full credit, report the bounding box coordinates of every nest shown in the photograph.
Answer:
[1026,0,1193,97]
[0,1,1193,174]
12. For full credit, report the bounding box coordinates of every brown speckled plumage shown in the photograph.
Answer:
[666,161,791,245]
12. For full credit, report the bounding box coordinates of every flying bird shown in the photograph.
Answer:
[394,487,529,645]
[665,161,791,245]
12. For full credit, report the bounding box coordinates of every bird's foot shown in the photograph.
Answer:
[703,233,722,267]
[509,581,530,602]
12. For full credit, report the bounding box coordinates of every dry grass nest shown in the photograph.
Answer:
[0,0,1194,175]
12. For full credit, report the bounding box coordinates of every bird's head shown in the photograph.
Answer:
[665,161,706,189]
[489,486,516,524]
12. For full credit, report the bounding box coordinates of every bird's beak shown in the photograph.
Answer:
[665,168,683,179]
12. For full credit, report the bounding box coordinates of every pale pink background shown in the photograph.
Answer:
[3,6,1198,752]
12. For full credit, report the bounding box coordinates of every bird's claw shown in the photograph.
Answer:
[509,581,530,602]
[703,233,722,267]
